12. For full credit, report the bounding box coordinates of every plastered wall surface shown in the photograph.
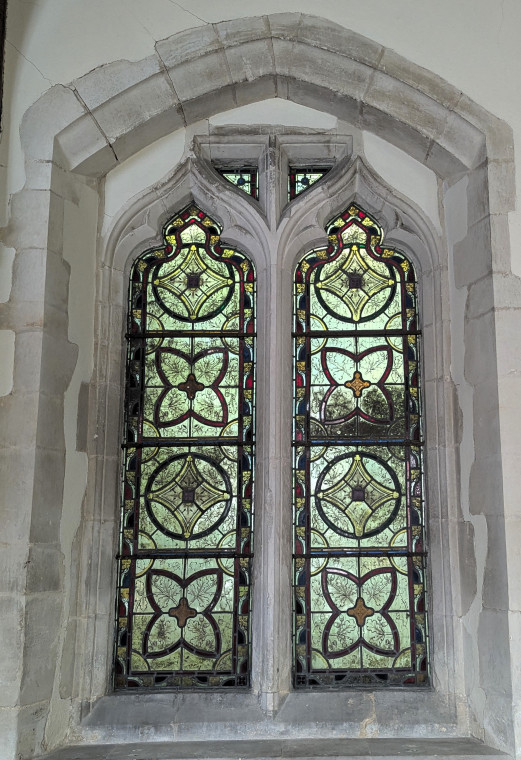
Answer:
[1,4,521,760]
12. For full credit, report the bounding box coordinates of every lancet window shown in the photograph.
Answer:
[115,205,255,689]
[292,204,428,687]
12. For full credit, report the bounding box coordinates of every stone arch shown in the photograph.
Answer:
[3,12,519,760]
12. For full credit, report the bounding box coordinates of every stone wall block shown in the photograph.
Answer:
[466,277,495,321]
[482,515,509,612]
[181,85,237,126]
[16,701,49,759]
[1,392,40,449]
[13,332,44,395]
[74,55,161,112]
[457,520,477,617]
[56,115,117,177]
[4,190,62,254]
[478,608,513,696]
[502,520,521,611]
[0,446,35,544]
[20,594,62,705]
[464,310,497,386]
[25,543,64,593]
[30,447,65,543]
[437,111,486,171]
[111,104,187,165]
[156,25,221,69]
[466,164,490,228]
[85,73,182,155]
[457,94,514,164]
[469,456,503,517]
[0,708,18,757]
[11,249,47,305]
[166,49,233,101]
[271,38,295,78]
[453,217,493,289]
[361,105,431,165]
[424,139,468,178]
[493,308,521,372]
[489,214,514,274]
[40,333,78,396]
[234,76,278,110]
[289,44,373,101]
[365,71,449,141]
[472,379,501,461]
[487,160,516,216]
[378,47,461,110]
[0,597,23,705]
[287,78,361,129]
[267,12,302,41]
[20,85,87,166]
[216,15,270,47]
[298,15,383,67]
[224,40,275,84]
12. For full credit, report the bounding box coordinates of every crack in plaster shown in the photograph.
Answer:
[6,39,54,88]
[164,0,208,24]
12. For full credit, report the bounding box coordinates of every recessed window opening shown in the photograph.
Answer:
[292,204,429,688]
[115,204,256,689]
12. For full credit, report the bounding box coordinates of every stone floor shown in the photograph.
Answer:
[39,738,510,760]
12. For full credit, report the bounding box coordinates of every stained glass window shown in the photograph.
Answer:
[288,167,330,201]
[217,168,258,199]
[115,204,255,689]
[293,204,428,687]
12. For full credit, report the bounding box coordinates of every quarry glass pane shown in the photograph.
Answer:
[288,167,330,200]
[217,168,258,199]
[293,205,428,687]
[115,205,255,689]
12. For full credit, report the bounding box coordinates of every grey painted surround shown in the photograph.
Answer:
[1,12,520,760]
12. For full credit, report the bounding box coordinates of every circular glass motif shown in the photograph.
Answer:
[315,453,401,539]
[145,453,233,541]
[151,224,236,323]
[314,244,396,324]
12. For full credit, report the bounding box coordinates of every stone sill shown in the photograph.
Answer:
[39,738,510,760]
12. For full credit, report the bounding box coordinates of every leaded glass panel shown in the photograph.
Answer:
[289,167,330,201]
[115,205,255,689]
[293,205,428,687]
[217,168,258,199]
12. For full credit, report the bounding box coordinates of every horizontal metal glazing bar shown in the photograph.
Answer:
[292,439,424,447]
[293,550,427,558]
[117,551,254,560]
[127,331,257,339]
[292,329,421,338]
[122,440,256,449]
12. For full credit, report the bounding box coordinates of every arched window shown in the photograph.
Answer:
[115,205,255,689]
[293,204,428,687]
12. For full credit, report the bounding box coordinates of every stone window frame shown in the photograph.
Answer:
[78,131,456,739]
[5,13,518,757]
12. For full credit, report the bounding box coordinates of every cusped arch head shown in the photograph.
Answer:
[279,157,438,281]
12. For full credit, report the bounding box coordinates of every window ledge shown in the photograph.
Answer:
[40,738,511,760]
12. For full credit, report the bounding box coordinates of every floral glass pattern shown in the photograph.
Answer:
[217,168,258,200]
[288,167,330,201]
[293,205,428,687]
[115,205,255,689]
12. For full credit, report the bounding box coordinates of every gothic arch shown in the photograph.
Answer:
[3,13,520,760]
